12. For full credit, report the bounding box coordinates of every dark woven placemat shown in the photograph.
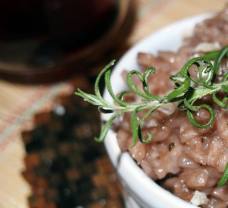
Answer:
[21,88,124,208]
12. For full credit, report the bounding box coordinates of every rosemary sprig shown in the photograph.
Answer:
[76,46,228,143]
[76,46,228,186]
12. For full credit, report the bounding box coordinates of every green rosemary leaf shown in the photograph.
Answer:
[183,98,198,111]
[143,67,155,83]
[94,60,116,105]
[218,163,228,187]
[75,89,102,106]
[213,47,228,75]
[222,73,228,93]
[212,93,228,108]
[130,110,139,146]
[170,74,186,86]
[166,78,190,101]
[179,56,203,76]
[221,85,228,93]
[130,110,154,146]
[187,85,216,104]
[95,114,117,142]
[197,60,214,87]
[223,73,228,81]
[105,69,127,106]
[202,49,220,61]
[222,84,228,93]
[186,104,215,128]
[142,67,160,100]
[127,70,147,98]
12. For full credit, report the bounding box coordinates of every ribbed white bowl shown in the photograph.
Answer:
[103,14,212,208]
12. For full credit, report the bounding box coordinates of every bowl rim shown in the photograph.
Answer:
[102,13,213,208]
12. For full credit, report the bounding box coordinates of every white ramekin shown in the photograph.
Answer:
[102,14,212,208]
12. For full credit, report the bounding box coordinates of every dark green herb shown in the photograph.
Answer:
[218,163,228,187]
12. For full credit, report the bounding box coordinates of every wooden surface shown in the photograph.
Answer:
[0,0,227,208]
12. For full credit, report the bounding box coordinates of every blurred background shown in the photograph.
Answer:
[0,0,226,208]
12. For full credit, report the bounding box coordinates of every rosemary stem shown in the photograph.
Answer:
[76,46,228,186]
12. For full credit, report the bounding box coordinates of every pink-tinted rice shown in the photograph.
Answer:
[116,6,228,208]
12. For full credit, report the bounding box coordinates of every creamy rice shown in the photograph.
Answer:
[116,6,228,208]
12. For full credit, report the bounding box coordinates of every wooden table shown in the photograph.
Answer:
[0,0,226,207]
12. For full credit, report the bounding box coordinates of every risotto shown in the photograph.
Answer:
[116,6,228,208]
